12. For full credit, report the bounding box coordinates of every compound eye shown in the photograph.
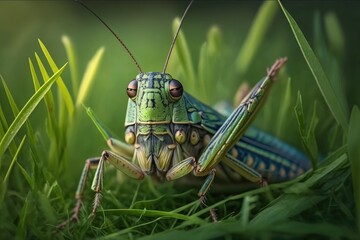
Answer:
[127,80,138,99]
[169,80,183,100]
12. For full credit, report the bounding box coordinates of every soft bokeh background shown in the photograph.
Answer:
[1,0,359,238]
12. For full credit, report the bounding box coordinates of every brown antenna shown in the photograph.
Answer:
[76,0,142,73]
[163,0,194,73]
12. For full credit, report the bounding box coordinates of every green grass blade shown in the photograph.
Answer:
[29,58,41,91]
[0,63,67,160]
[1,135,26,185]
[76,47,105,107]
[197,26,222,103]
[235,1,279,75]
[348,106,360,231]
[0,108,5,137]
[206,26,222,57]
[1,76,20,116]
[313,13,348,124]
[251,146,347,225]
[16,161,34,191]
[324,12,345,59]
[307,102,319,162]
[3,67,38,148]
[102,208,205,224]
[0,92,9,130]
[165,30,183,80]
[38,39,73,171]
[38,39,74,116]
[0,135,26,206]
[294,91,319,168]
[38,191,56,224]
[16,192,31,239]
[198,42,209,102]
[290,145,347,192]
[139,220,356,240]
[34,52,60,145]
[240,195,258,226]
[278,0,348,133]
[35,52,56,114]
[84,105,110,141]
[62,35,79,95]
[172,18,196,87]
[0,76,19,157]
[275,78,292,136]
[34,51,61,155]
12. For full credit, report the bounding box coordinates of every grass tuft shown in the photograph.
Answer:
[278,0,349,133]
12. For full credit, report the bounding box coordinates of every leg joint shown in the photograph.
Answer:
[101,150,110,160]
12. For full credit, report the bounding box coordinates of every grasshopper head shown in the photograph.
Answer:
[124,72,186,177]
[126,72,183,123]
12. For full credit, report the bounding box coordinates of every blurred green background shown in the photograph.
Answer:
[1,0,359,238]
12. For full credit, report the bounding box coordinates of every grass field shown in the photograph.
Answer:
[0,1,359,239]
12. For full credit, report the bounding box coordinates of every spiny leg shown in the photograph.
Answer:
[165,157,214,201]
[57,157,100,229]
[107,137,134,158]
[197,169,219,222]
[58,146,142,229]
[210,209,218,223]
[198,169,216,205]
[166,157,196,181]
[196,58,287,177]
[192,59,286,221]
[91,153,105,216]
[90,150,144,216]
[223,154,268,187]
[166,158,218,221]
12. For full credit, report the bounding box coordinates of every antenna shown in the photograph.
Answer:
[163,0,194,73]
[76,0,142,73]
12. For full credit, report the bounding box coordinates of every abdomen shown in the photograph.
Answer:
[221,127,311,183]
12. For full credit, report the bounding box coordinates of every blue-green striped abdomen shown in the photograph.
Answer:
[227,127,311,182]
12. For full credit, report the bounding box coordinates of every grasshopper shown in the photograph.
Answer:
[58,0,310,228]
